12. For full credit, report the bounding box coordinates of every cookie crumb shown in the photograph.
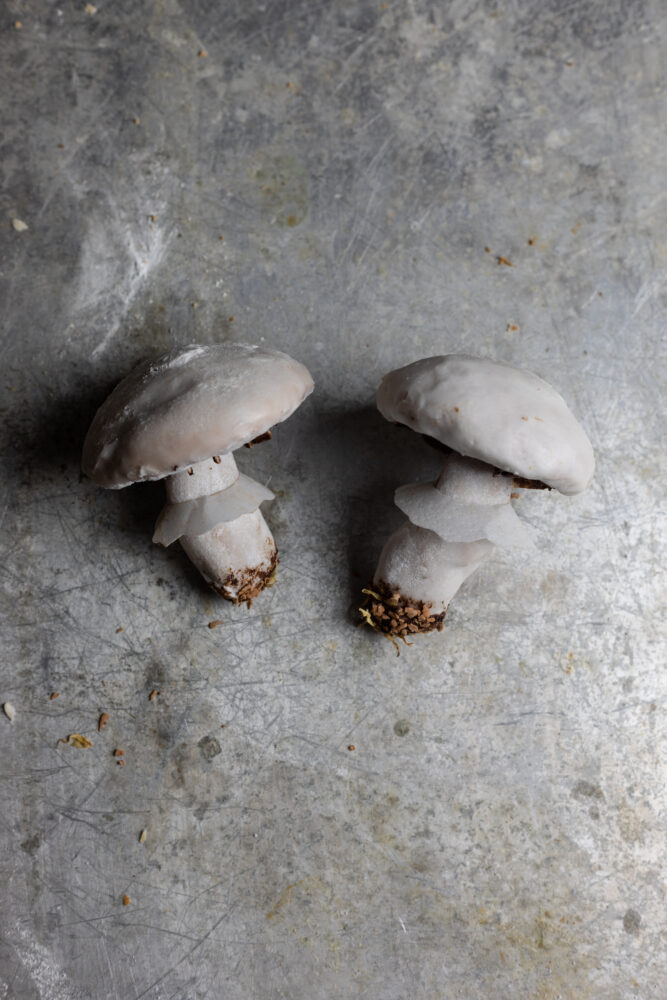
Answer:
[11,219,28,232]
[122,894,131,906]
[2,702,16,722]
[149,689,160,701]
[360,582,445,639]
[244,430,272,448]
[98,712,110,731]
[139,829,147,843]
[57,733,93,748]
[49,692,60,700]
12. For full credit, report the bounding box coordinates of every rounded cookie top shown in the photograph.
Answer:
[376,354,594,495]
[83,343,314,488]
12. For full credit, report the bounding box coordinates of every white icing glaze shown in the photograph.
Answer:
[396,485,534,548]
[179,509,276,597]
[376,354,595,495]
[374,522,494,610]
[395,453,535,548]
[82,343,314,487]
[153,473,274,546]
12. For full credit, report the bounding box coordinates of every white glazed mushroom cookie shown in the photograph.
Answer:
[83,343,313,605]
[363,354,594,639]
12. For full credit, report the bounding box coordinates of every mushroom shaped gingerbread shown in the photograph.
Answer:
[362,355,594,638]
[83,343,313,605]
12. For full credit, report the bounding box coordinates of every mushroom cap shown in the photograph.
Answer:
[82,343,314,488]
[376,354,594,495]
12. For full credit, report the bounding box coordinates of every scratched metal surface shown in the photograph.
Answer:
[1,1,666,998]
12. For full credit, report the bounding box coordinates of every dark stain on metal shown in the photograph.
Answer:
[198,735,222,761]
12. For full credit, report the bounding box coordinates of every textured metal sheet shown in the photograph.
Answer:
[1,1,665,998]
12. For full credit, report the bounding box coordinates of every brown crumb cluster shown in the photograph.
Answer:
[360,581,446,637]
[212,549,278,608]
[512,475,551,490]
[491,468,551,491]
[244,429,273,448]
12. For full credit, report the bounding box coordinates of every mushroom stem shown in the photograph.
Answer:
[434,453,514,505]
[365,454,533,636]
[180,510,277,606]
[165,455,277,606]
[166,454,239,502]
[369,524,493,635]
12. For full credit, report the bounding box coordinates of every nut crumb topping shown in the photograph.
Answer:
[211,550,278,608]
[360,582,446,639]
[244,430,272,448]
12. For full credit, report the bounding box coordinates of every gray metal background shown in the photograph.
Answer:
[1,1,665,997]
